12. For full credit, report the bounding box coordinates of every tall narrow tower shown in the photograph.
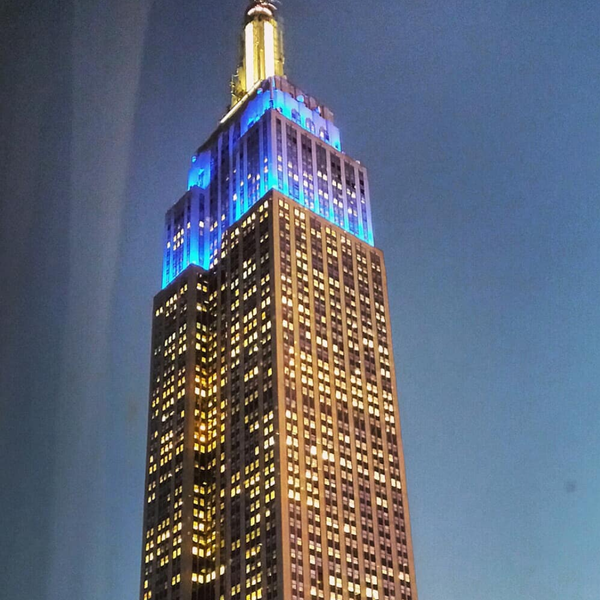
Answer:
[140,5,418,600]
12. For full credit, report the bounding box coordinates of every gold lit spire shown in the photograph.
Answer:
[231,0,285,107]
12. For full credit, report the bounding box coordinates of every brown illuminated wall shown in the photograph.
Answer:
[141,268,216,600]
[140,191,417,600]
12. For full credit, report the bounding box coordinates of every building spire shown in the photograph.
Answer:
[231,0,285,107]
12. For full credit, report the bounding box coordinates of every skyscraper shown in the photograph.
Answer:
[140,4,418,600]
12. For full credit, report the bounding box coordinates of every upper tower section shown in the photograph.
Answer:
[231,1,285,107]
[160,2,374,288]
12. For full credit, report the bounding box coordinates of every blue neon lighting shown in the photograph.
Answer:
[163,84,372,288]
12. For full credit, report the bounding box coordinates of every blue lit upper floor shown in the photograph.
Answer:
[162,77,373,288]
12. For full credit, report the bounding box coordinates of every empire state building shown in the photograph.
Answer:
[140,3,419,600]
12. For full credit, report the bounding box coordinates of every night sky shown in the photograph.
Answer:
[1,1,599,599]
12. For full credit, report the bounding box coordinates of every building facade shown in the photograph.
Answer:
[140,4,418,600]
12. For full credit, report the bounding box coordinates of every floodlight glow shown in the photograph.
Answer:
[264,21,275,79]
[245,23,255,90]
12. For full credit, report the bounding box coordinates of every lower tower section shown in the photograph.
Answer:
[141,192,417,600]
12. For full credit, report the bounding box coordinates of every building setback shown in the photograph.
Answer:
[140,4,418,600]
